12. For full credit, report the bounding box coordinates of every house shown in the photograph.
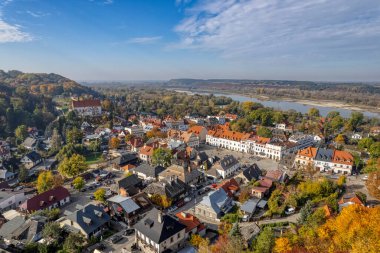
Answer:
[0,190,26,212]
[72,99,102,116]
[111,152,138,169]
[187,126,208,143]
[0,216,46,246]
[116,174,143,197]
[313,148,334,172]
[206,128,251,152]
[180,132,200,148]
[143,177,187,203]
[131,164,166,180]
[0,140,11,161]
[125,125,145,138]
[331,150,354,174]
[0,169,15,182]
[240,198,260,221]
[235,164,262,184]
[128,136,144,152]
[158,163,203,186]
[20,186,70,213]
[20,151,42,169]
[217,178,240,197]
[369,126,380,136]
[265,169,287,183]
[120,164,136,172]
[21,137,39,151]
[251,177,273,198]
[351,133,363,140]
[194,188,233,222]
[59,204,111,239]
[294,147,318,168]
[134,208,187,253]
[213,155,240,179]
[107,195,141,226]
[139,146,155,164]
[175,212,206,238]
[338,193,365,211]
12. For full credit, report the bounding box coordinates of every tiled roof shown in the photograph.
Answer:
[187,126,205,135]
[72,99,101,108]
[338,193,364,205]
[217,178,240,197]
[298,147,318,158]
[139,146,154,156]
[175,212,203,233]
[207,129,251,141]
[332,150,353,165]
[20,186,70,212]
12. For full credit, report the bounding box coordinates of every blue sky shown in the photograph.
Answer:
[0,0,380,81]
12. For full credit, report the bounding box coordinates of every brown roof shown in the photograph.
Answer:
[187,126,206,135]
[207,129,251,141]
[332,150,353,166]
[298,147,318,158]
[72,99,101,108]
[175,212,203,233]
[139,146,154,156]
[217,178,240,197]
[20,186,70,212]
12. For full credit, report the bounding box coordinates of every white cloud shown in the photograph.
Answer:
[174,0,380,60]
[26,10,50,18]
[103,0,113,5]
[127,36,162,44]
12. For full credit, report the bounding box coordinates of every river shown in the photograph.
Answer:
[174,90,380,118]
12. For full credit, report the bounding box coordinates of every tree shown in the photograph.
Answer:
[252,227,275,253]
[94,188,106,202]
[63,233,85,253]
[37,171,55,193]
[50,128,62,152]
[238,187,251,203]
[15,124,28,142]
[58,154,87,178]
[229,221,242,238]
[152,148,172,167]
[56,143,85,161]
[150,194,172,208]
[273,237,292,253]
[109,137,120,149]
[335,134,346,144]
[88,139,100,152]
[358,137,374,150]
[363,158,380,173]
[369,142,380,158]
[297,200,313,225]
[18,166,28,182]
[366,168,380,199]
[346,112,364,131]
[257,126,272,138]
[190,234,209,248]
[65,127,83,145]
[273,111,285,124]
[72,176,85,190]
[337,175,346,188]
[308,108,320,118]
[42,222,63,243]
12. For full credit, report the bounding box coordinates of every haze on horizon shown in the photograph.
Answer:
[1,0,380,82]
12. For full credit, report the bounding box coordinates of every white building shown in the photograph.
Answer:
[0,191,26,212]
[125,125,145,138]
[206,129,251,153]
[72,99,102,116]
[214,155,240,179]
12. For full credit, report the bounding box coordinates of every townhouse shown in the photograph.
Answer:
[206,128,251,152]
[72,99,102,117]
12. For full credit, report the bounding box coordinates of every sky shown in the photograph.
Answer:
[0,0,380,82]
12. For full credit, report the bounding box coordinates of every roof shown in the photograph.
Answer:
[0,169,14,179]
[215,155,239,171]
[121,164,136,171]
[134,208,186,244]
[180,132,197,143]
[297,147,318,158]
[144,178,187,199]
[20,186,70,212]
[199,188,231,214]
[159,164,202,184]
[217,178,240,197]
[241,198,260,214]
[252,186,269,193]
[108,195,140,213]
[207,129,251,141]
[241,164,261,181]
[24,151,42,162]
[72,99,101,108]
[175,212,203,233]
[21,137,38,148]
[187,125,206,135]
[315,148,334,162]
[265,170,284,182]
[132,164,166,178]
[118,174,142,189]
[338,193,364,206]
[64,204,110,235]
[0,216,25,238]
[113,153,138,166]
[333,150,354,165]
[139,145,154,156]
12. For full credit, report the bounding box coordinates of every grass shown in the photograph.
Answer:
[85,152,103,165]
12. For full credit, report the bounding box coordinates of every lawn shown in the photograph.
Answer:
[85,152,103,165]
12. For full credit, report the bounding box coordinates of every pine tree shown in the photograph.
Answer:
[229,221,242,238]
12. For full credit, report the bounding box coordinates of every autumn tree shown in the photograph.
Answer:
[58,154,87,178]
[308,108,320,118]
[37,171,55,193]
[335,134,346,144]
[150,194,172,208]
[273,237,292,253]
[238,187,251,203]
[94,188,106,202]
[15,124,28,143]
[366,168,380,199]
[72,176,85,190]
[257,126,272,138]
[152,148,172,167]
[109,137,120,149]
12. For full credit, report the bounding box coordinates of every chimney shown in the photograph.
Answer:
[158,211,163,223]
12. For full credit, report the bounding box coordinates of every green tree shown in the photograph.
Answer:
[358,138,374,150]
[65,127,83,145]
[152,148,172,167]
[229,221,242,238]
[308,108,320,118]
[18,166,28,183]
[72,176,85,190]
[58,154,87,178]
[94,188,106,202]
[346,112,364,131]
[42,222,63,243]
[297,200,313,225]
[257,126,272,138]
[15,124,28,142]
[273,111,285,124]
[252,227,275,253]
[369,142,380,158]
[88,139,100,152]
[37,171,55,194]
[63,233,85,253]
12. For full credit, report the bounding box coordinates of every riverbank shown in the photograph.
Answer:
[172,88,380,118]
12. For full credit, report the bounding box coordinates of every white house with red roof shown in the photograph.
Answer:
[72,99,102,116]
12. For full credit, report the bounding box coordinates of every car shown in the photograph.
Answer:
[184,197,192,203]
[285,207,295,215]
[362,175,368,180]
[124,228,135,236]
[110,235,123,244]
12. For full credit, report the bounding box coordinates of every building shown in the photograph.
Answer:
[139,145,155,164]
[143,177,187,203]
[175,212,206,238]
[20,186,70,213]
[59,204,111,239]
[131,164,166,180]
[216,178,240,197]
[107,195,141,226]
[72,99,102,116]
[125,125,145,138]
[20,151,42,169]
[338,193,365,211]
[134,208,187,253]
[206,128,251,152]
[111,152,139,169]
[213,155,240,179]
[158,164,203,185]
[187,126,208,143]
[194,188,233,222]
[294,147,318,168]
[116,174,143,197]
[21,137,39,151]
[0,169,15,182]
[240,198,261,221]
[235,164,262,184]
[0,190,26,212]
[180,132,200,148]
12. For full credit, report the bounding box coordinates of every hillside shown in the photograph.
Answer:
[0,70,97,96]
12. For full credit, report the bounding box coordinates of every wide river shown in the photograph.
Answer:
[174,90,380,119]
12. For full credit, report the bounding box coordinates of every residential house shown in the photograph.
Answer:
[143,176,187,203]
[213,155,240,179]
[128,136,144,152]
[111,152,139,169]
[206,128,251,152]
[158,163,203,186]
[313,148,334,172]
[125,125,145,138]
[240,198,260,221]
[21,137,39,151]
[338,193,365,211]
[216,178,240,197]
[116,174,143,197]
[187,126,208,143]
[139,145,155,164]
[265,170,287,183]
[59,204,111,239]
[331,150,354,174]
[351,133,363,140]
[235,164,262,184]
[294,147,318,168]
[251,177,273,198]
[175,212,206,238]
[107,195,141,226]
[19,186,70,213]
[180,132,200,148]
[20,151,42,169]
[0,169,15,182]
[134,208,187,253]
[72,99,102,116]
[0,190,26,212]
[131,164,166,180]
[194,188,233,222]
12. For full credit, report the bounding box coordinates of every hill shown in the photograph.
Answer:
[0,70,97,96]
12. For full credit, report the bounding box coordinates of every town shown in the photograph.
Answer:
[0,91,379,253]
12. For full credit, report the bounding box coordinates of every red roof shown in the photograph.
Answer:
[175,212,203,232]
[259,177,273,188]
[217,178,240,197]
[20,186,70,212]
[72,99,101,108]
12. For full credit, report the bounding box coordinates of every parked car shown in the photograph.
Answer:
[111,235,123,244]
[124,228,135,236]
[362,175,368,181]
[285,207,295,215]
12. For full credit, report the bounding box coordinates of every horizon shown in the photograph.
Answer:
[1,0,380,81]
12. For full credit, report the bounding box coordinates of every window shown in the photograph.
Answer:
[170,237,173,243]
